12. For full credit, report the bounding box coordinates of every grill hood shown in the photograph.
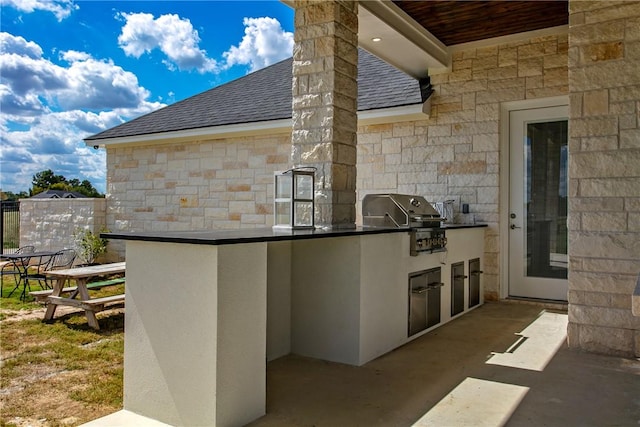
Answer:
[362,193,443,228]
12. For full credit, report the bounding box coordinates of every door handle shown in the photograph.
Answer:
[510,224,521,229]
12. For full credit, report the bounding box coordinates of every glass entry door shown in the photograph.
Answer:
[509,105,568,301]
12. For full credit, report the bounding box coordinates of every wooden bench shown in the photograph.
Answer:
[47,293,125,311]
[30,278,125,302]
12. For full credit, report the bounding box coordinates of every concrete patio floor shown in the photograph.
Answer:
[250,301,640,427]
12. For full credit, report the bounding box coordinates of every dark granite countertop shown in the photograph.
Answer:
[103,223,486,246]
[442,223,488,229]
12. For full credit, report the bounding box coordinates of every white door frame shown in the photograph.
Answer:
[499,95,569,300]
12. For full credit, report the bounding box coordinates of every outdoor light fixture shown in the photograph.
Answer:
[273,167,316,230]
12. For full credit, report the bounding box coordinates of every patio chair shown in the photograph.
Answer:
[28,249,77,290]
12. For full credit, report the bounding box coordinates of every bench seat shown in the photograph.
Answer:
[30,278,125,302]
[47,293,125,312]
[84,294,126,306]
[30,286,78,302]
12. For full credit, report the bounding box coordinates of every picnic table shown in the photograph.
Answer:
[42,262,126,330]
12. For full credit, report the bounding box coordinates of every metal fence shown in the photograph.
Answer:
[1,201,20,254]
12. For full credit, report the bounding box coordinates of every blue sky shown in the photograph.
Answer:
[0,0,294,194]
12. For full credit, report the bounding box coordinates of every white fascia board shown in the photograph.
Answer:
[87,104,427,148]
[86,119,293,148]
[358,104,426,125]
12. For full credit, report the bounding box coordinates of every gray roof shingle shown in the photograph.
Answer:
[30,190,88,198]
[86,49,422,141]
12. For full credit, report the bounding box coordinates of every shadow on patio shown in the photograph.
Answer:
[250,301,640,427]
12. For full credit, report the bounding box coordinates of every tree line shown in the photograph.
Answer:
[1,169,104,201]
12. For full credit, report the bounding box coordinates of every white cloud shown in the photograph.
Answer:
[0,32,165,193]
[118,12,218,73]
[0,31,43,58]
[223,17,293,72]
[1,33,153,115]
[0,0,77,21]
[0,85,45,116]
[0,33,68,101]
[0,104,163,194]
[57,50,152,110]
[116,13,292,75]
[61,50,91,62]
[1,110,107,193]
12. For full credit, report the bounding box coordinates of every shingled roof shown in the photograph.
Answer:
[86,49,422,142]
[30,190,88,199]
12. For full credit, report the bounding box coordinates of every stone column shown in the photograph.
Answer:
[567,0,640,357]
[291,0,358,228]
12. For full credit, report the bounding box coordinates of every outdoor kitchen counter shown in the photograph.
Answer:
[102,223,486,245]
[103,224,486,427]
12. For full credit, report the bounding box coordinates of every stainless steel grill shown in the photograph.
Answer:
[362,193,447,256]
[362,194,442,228]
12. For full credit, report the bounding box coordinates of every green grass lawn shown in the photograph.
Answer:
[0,274,124,426]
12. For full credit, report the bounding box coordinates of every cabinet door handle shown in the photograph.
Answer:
[470,270,484,275]
[427,282,444,289]
[412,287,428,294]
[454,275,468,279]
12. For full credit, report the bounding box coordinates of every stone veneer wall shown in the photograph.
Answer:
[106,33,569,301]
[567,0,640,357]
[291,0,359,228]
[106,134,291,257]
[20,198,106,264]
[357,33,569,300]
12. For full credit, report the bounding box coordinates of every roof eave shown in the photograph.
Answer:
[86,104,427,148]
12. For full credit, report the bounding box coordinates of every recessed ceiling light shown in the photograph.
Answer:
[372,37,382,42]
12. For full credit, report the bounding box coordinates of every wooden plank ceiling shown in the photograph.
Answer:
[393,1,569,46]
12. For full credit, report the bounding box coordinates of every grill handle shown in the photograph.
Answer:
[385,212,401,228]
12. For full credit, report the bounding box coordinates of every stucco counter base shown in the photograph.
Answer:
[123,240,267,427]
[100,225,485,426]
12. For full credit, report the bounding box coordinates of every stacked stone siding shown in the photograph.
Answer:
[106,134,291,257]
[20,198,106,263]
[98,1,640,358]
[357,33,569,299]
[105,32,569,302]
[567,0,640,357]
[291,0,359,227]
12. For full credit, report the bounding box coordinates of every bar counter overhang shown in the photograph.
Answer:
[103,222,483,245]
